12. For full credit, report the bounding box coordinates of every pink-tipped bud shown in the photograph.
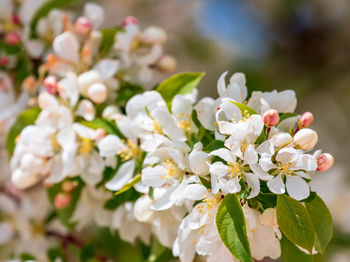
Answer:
[43,76,58,94]
[22,75,36,93]
[95,128,107,143]
[75,16,92,35]
[87,83,107,104]
[62,181,76,193]
[293,128,318,150]
[317,153,334,172]
[6,31,21,45]
[122,16,138,27]
[54,193,71,209]
[0,56,9,67]
[298,112,314,128]
[156,55,177,73]
[12,14,20,25]
[263,109,280,127]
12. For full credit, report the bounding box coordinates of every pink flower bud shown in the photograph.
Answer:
[12,14,20,25]
[43,76,57,94]
[317,153,334,172]
[293,128,318,150]
[54,193,71,209]
[62,181,76,193]
[6,31,21,45]
[0,56,9,67]
[156,55,177,73]
[88,83,107,104]
[95,128,107,143]
[75,16,92,35]
[141,26,167,45]
[122,16,138,27]
[21,75,36,93]
[298,112,314,128]
[263,109,280,127]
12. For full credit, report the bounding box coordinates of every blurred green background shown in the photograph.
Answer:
[74,0,350,260]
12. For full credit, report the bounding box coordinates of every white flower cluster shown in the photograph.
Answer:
[1,1,335,261]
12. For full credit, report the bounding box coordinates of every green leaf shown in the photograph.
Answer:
[20,253,37,261]
[99,27,123,56]
[81,243,96,262]
[115,174,141,196]
[47,178,84,229]
[203,140,224,152]
[80,118,124,138]
[6,107,41,157]
[230,101,257,116]
[279,112,298,122]
[216,194,252,262]
[147,237,173,262]
[277,194,315,253]
[305,195,333,254]
[48,246,67,262]
[155,72,204,107]
[29,0,77,38]
[255,192,276,209]
[104,188,139,210]
[280,234,313,262]
[115,81,144,107]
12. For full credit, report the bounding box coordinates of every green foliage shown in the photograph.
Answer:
[216,194,252,262]
[230,101,257,116]
[279,112,298,122]
[99,27,123,56]
[80,118,124,138]
[280,234,313,262]
[46,178,84,229]
[20,253,37,261]
[203,140,225,152]
[115,81,144,107]
[48,246,67,262]
[6,107,41,157]
[277,194,315,253]
[146,238,173,262]
[29,0,77,38]
[155,72,204,108]
[104,188,139,210]
[305,195,333,254]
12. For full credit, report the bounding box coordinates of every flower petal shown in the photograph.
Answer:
[267,175,285,194]
[286,176,310,201]
[105,159,135,191]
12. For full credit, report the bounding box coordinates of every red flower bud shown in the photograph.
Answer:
[298,112,314,128]
[54,193,71,209]
[317,153,334,172]
[122,16,138,27]
[263,109,280,127]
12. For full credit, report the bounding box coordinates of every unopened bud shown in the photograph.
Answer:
[259,208,278,227]
[122,16,138,27]
[141,26,167,45]
[95,128,107,143]
[317,153,334,172]
[156,55,177,73]
[298,112,314,128]
[11,14,20,25]
[78,70,100,96]
[6,31,21,45]
[22,75,36,93]
[293,128,318,150]
[272,132,293,147]
[43,76,58,94]
[0,56,9,67]
[75,16,92,35]
[54,193,71,209]
[263,109,280,127]
[62,181,76,193]
[88,83,107,103]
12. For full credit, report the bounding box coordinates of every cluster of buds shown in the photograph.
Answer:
[54,180,77,209]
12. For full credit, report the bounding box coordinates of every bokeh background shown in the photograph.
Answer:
[2,0,349,261]
[95,0,350,260]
